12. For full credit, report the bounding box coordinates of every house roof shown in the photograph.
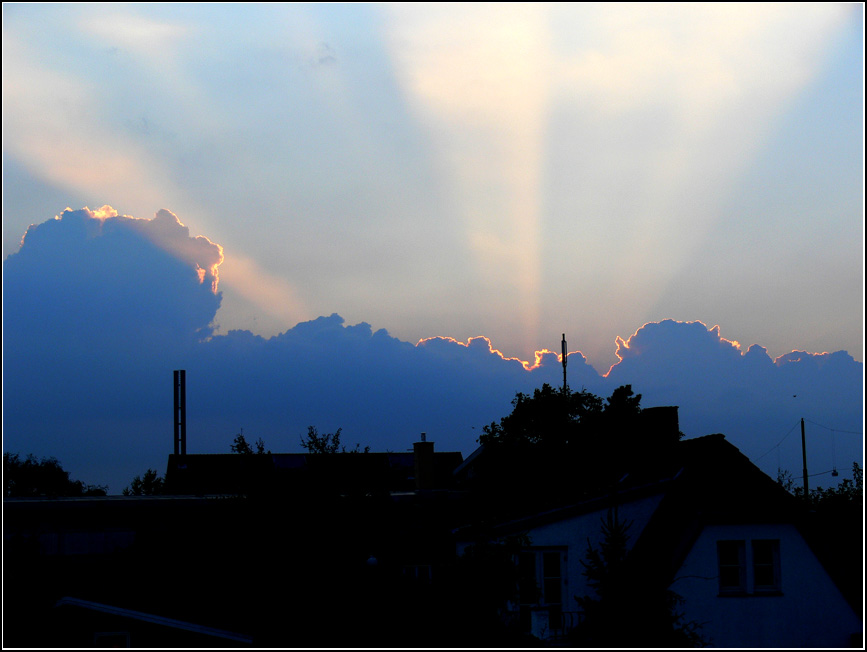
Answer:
[163,450,464,495]
[625,434,803,586]
[454,434,804,576]
[453,433,865,613]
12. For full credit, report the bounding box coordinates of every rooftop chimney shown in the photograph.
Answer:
[414,434,434,491]
[640,406,680,446]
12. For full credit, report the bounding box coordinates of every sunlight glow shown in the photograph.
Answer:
[2,33,184,220]
[217,253,308,329]
[54,206,225,293]
[90,205,118,221]
[384,4,549,352]
[417,334,574,372]
[2,4,859,367]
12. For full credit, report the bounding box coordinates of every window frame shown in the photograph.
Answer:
[717,539,747,594]
[716,538,782,597]
[515,547,567,631]
[751,539,782,593]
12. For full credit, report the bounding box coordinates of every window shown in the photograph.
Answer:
[751,540,781,592]
[717,539,781,595]
[717,540,746,593]
[516,548,566,631]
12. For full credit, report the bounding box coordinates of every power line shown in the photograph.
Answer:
[783,469,839,484]
[803,419,862,436]
[754,421,800,463]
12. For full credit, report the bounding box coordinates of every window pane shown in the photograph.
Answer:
[518,552,538,604]
[718,541,741,565]
[753,540,780,589]
[754,564,775,587]
[543,551,561,578]
[753,540,774,565]
[718,540,745,592]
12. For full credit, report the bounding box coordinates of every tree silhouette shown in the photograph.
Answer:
[123,468,164,496]
[4,452,107,497]
[777,461,862,508]
[471,384,655,510]
[300,426,369,454]
[569,509,705,647]
[779,462,863,614]
[478,383,644,451]
[478,383,604,448]
[230,428,269,455]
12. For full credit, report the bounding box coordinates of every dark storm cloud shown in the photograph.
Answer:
[2,211,862,493]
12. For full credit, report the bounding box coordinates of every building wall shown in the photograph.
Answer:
[673,523,862,648]
[455,491,665,625]
[517,492,665,608]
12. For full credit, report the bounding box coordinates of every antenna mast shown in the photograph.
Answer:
[561,333,568,393]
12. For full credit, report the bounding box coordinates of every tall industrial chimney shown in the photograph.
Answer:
[173,370,186,456]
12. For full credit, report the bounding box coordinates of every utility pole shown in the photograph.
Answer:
[800,417,809,498]
[561,333,568,393]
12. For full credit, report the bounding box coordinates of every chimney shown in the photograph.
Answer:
[640,406,680,446]
[174,370,186,456]
[413,433,435,491]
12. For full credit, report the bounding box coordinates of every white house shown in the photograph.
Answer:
[454,433,862,647]
[673,520,861,647]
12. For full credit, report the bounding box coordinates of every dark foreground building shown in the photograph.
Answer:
[4,420,862,647]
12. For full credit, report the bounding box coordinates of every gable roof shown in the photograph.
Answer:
[454,433,865,614]
[454,434,803,569]
[625,434,802,586]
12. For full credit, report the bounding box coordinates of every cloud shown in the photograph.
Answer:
[610,320,744,374]
[3,4,859,377]
[2,211,862,495]
[79,12,190,50]
[605,320,863,477]
[3,206,222,356]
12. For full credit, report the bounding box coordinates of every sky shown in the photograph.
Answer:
[2,4,864,494]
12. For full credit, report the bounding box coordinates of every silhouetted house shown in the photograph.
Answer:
[163,441,463,496]
[454,431,863,647]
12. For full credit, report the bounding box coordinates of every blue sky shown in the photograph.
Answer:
[2,4,863,493]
